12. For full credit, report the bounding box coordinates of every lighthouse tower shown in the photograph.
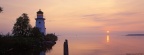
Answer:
[35,9,46,35]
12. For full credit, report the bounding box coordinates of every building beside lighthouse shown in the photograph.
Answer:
[35,9,46,35]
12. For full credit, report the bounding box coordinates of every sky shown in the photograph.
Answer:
[0,0,144,36]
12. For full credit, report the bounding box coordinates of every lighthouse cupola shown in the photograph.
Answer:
[35,9,46,35]
[37,9,44,18]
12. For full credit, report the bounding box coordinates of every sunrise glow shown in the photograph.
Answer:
[106,35,110,43]
[0,0,144,35]
[1,0,144,55]
[107,31,110,34]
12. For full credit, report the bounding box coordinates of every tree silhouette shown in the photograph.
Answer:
[31,27,43,38]
[45,33,58,41]
[12,13,32,37]
[0,6,2,13]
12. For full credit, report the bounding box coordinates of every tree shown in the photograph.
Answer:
[31,27,43,38]
[12,13,32,37]
[0,6,2,13]
[45,33,58,41]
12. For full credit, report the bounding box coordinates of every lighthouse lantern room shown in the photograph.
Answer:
[35,9,46,35]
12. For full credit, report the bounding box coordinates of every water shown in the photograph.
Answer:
[46,35,144,55]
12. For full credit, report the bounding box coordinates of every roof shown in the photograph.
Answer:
[37,9,43,14]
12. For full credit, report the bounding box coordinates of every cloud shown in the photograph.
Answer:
[81,14,102,19]
[114,12,139,16]
[82,14,100,17]
[81,13,121,22]
[47,20,56,22]
[81,12,143,25]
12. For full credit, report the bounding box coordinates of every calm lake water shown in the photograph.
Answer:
[46,35,144,55]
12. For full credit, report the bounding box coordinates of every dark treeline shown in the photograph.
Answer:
[0,13,58,55]
[0,6,2,13]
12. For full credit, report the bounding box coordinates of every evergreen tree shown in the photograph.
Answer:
[12,13,32,37]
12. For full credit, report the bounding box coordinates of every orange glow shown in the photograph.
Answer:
[0,0,144,34]
[106,35,110,43]
[107,31,110,34]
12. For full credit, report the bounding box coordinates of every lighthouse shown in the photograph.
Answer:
[35,9,46,35]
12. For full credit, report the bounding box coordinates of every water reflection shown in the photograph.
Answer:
[3,42,56,55]
[106,35,110,43]
[47,35,144,55]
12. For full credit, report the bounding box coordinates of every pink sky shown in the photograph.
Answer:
[0,0,144,35]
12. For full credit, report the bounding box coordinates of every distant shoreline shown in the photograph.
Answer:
[126,34,144,36]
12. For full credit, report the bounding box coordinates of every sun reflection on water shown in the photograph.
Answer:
[106,35,110,43]
[106,30,110,43]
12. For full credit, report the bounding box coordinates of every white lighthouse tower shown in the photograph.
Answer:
[35,9,46,35]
